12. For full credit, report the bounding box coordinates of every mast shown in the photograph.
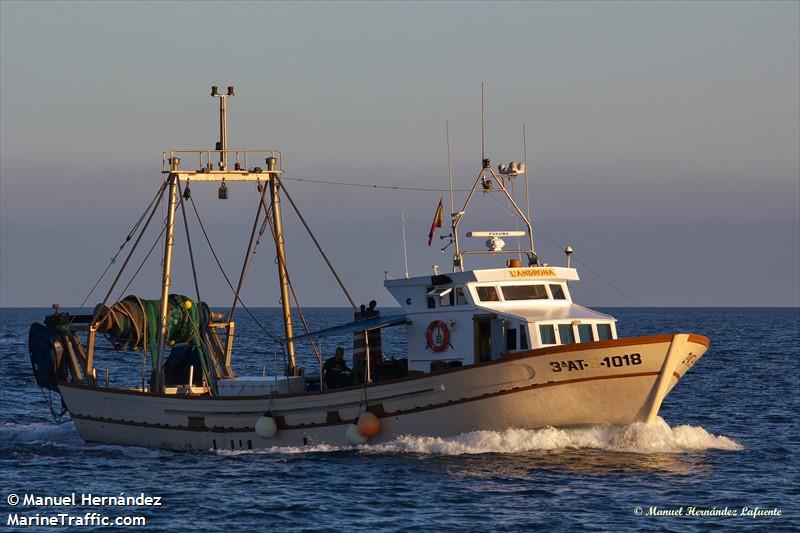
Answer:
[212,85,234,169]
[154,168,179,393]
[268,156,297,375]
[450,86,539,270]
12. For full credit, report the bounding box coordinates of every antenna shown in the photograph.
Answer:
[446,120,454,219]
[522,121,538,264]
[481,83,485,164]
[401,210,410,278]
[523,122,531,228]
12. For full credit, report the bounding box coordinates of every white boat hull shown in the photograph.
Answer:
[59,333,708,450]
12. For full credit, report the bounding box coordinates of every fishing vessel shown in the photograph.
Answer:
[28,87,709,450]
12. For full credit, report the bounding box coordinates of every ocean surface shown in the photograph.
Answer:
[1,307,798,532]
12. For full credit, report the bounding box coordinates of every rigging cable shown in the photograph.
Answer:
[228,182,270,322]
[282,176,469,193]
[177,179,202,303]
[256,185,322,364]
[75,182,168,313]
[116,205,171,300]
[285,176,641,304]
[481,190,642,306]
[280,182,358,311]
[219,181,322,365]
[187,194,283,343]
[94,181,169,317]
[534,231,644,307]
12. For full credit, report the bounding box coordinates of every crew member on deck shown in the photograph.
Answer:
[323,347,351,389]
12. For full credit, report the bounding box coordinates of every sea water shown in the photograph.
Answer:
[1,307,797,531]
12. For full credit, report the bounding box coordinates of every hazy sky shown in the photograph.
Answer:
[1,1,798,308]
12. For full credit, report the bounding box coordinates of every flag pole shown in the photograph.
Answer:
[401,210,409,279]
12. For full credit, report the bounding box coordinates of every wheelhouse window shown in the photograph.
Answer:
[501,284,548,301]
[428,286,460,308]
[549,284,566,300]
[426,287,435,309]
[476,286,500,302]
[558,324,575,344]
[577,324,594,342]
[455,287,467,305]
[539,324,556,345]
[506,327,517,351]
[520,326,529,349]
[438,287,454,307]
[597,323,613,340]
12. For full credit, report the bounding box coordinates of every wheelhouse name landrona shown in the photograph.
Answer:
[19,493,162,507]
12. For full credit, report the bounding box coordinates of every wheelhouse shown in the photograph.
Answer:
[385,266,617,373]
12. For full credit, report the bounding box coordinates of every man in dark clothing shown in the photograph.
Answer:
[323,347,350,389]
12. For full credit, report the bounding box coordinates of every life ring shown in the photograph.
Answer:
[426,320,450,352]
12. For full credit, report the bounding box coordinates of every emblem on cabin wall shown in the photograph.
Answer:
[426,320,451,352]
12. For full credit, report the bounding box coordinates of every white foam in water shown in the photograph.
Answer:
[216,443,347,456]
[216,417,742,456]
[3,419,741,456]
[0,422,82,445]
[369,417,742,455]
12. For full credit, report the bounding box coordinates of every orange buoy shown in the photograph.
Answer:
[357,411,381,438]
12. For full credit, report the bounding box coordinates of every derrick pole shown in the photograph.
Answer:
[154,170,179,392]
[268,156,297,375]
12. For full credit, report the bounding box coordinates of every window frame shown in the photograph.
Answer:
[577,323,594,343]
[548,283,567,300]
[595,323,614,341]
[500,284,550,301]
[475,285,501,302]
[538,324,557,345]
[506,327,517,351]
[520,326,529,350]
[438,287,454,307]
[455,287,468,305]
[557,323,576,345]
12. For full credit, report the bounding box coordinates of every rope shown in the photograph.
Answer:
[95,294,216,389]
[282,176,467,192]
[255,186,322,364]
[228,181,270,322]
[280,182,358,311]
[92,181,168,321]
[454,178,642,305]
[74,183,167,314]
[532,230,644,307]
[114,189,194,300]
[177,179,202,302]
[116,213,169,300]
[187,194,283,343]
[39,387,67,424]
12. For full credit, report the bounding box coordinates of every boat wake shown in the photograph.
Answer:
[0,421,82,445]
[2,417,741,456]
[218,417,742,456]
[369,417,743,455]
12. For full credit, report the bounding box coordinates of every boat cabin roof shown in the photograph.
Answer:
[384,266,579,288]
[494,302,614,322]
[384,266,613,323]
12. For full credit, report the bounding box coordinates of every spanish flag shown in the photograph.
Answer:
[428,197,444,246]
